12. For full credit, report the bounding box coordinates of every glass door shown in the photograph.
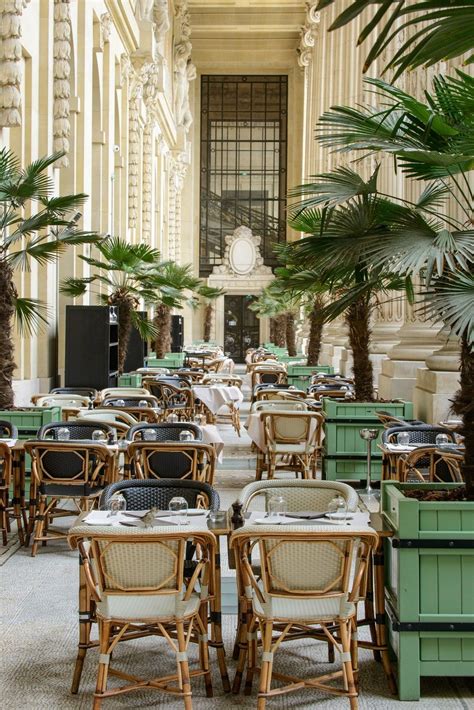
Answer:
[224,295,259,362]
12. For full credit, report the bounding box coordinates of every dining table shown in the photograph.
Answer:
[192,384,244,415]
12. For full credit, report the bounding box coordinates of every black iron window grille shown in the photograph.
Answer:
[200,75,288,276]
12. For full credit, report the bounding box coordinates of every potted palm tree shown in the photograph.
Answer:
[285,165,418,480]
[60,237,170,374]
[200,286,225,343]
[311,70,474,697]
[0,148,99,435]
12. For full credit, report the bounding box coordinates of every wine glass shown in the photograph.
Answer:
[116,399,126,408]
[179,430,194,442]
[57,427,70,441]
[169,496,188,525]
[92,429,106,442]
[397,432,410,446]
[167,412,179,423]
[138,399,149,408]
[108,494,126,518]
[327,495,348,520]
[436,433,450,446]
[143,428,157,441]
[267,494,286,520]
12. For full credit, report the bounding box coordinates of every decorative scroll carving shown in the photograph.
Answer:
[141,121,153,242]
[53,0,71,166]
[134,0,154,21]
[211,227,273,278]
[128,74,142,228]
[167,154,187,262]
[99,11,111,48]
[0,0,31,127]
[297,2,320,68]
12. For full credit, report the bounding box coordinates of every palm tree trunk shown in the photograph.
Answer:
[346,297,374,401]
[452,337,474,498]
[273,315,286,347]
[269,317,276,345]
[307,295,324,366]
[0,260,16,409]
[203,303,213,342]
[286,313,297,357]
[154,303,171,358]
[110,296,133,375]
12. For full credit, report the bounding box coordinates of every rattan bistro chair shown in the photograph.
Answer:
[126,422,203,442]
[127,441,217,485]
[251,400,308,413]
[231,527,378,709]
[100,478,219,512]
[25,440,115,556]
[143,381,195,420]
[68,524,216,709]
[38,420,116,441]
[260,411,324,480]
[238,479,360,514]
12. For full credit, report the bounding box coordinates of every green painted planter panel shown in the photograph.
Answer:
[117,373,143,387]
[287,364,333,376]
[145,357,180,369]
[323,457,382,482]
[278,355,306,364]
[322,400,413,459]
[0,407,62,436]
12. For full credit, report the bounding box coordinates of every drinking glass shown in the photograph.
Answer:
[57,427,70,441]
[138,399,149,408]
[327,495,348,520]
[397,432,410,446]
[108,494,126,517]
[169,496,188,525]
[435,433,450,446]
[116,399,126,408]
[143,428,157,441]
[167,412,179,423]
[267,495,286,519]
[194,413,204,426]
[179,430,194,442]
[92,429,106,442]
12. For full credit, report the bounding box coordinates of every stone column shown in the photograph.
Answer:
[378,297,441,403]
[413,335,460,423]
[319,317,348,372]
[371,295,405,384]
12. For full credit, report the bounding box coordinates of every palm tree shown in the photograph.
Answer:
[249,287,300,356]
[306,294,325,366]
[315,0,474,78]
[0,148,99,409]
[199,286,225,343]
[61,238,169,373]
[285,167,413,401]
[311,72,474,495]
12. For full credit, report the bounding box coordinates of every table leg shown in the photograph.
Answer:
[11,452,25,546]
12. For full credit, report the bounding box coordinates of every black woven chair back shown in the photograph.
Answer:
[308,383,352,394]
[0,420,18,438]
[51,387,97,399]
[144,381,192,408]
[127,422,202,442]
[146,448,199,480]
[382,425,456,445]
[102,395,157,408]
[38,420,115,440]
[100,478,219,511]
[154,376,192,388]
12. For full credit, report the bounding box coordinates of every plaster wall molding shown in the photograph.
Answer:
[173,0,195,132]
[211,226,273,279]
[0,0,31,127]
[53,0,72,167]
[297,2,320,68]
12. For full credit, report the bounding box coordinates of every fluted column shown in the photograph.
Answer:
[413,334,461,423]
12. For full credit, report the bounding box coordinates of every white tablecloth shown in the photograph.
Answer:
[193,385,244,414]
[200,424,225,462]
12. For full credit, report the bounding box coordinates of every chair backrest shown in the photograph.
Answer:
[232,528,377,607]
[251,401,308,412]
[262,411,323,446]
[25,441,112,490]
[71,417,130,439]
[100,478,219,511]
[0,420,18,438]
[256,389,307,402]
[382,425,456,445]
[153,376,192,388]
[128,441,215,483]
[143,381,194,408]
[51,387,98,400]
[237,479,360,513]
[101,387,149,398]
[135,367,170,376]
[38,420,116,440]
[0,441,13,484]
[203,374,242,387]
[34,394,90,408]
[375,411,425,428]
[127,422,203,442]
[102,395,159,409]
[80,409,138,426]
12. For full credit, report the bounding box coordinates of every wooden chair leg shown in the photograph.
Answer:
[350,617,360,691]
[340,620,358,710]
[176,620,193,710]
[198,605,213,697]
[244,615,258,696]
[31,496,47,557]
[257,620,273,710]
[93,620,111,710]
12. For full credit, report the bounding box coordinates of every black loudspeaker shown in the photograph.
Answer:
[171,315,184,352]
[124,311,148,372]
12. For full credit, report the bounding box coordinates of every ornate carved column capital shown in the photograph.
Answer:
[99,12,112,48]
[0,0,32,127]
[297,2,320,68]
[53,0,72,167]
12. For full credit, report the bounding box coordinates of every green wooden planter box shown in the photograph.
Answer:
[117,373,143,387]
[287,364,334,392]
[323,456,382,482]
[381,481,474,700]
[323,399,413,459]
[145,357,180,369]
[278,355,306,364]
[0,407,62,473]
